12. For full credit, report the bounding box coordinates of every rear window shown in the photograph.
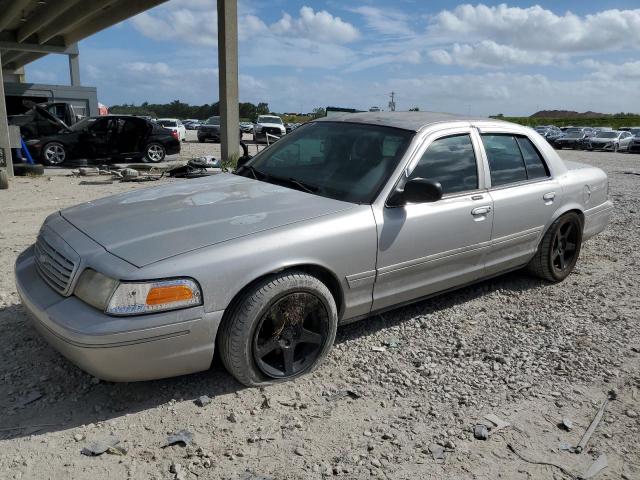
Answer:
[482,135,528,186]
[482,134,549,186]
[158,120,177,127]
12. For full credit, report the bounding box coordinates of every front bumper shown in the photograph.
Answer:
[15,247,223,382]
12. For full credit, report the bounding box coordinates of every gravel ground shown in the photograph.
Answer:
[0,147,638,480]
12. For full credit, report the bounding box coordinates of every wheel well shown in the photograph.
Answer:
[216,265,345,343]
[563,209,585,229]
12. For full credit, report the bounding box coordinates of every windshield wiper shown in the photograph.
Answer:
[282,177,319,194]
[239,165,261,180]
[238,167,318,194]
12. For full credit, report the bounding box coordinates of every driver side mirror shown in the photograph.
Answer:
[389,178,443,206]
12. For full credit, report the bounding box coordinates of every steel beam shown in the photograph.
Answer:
[38,0,121,45]
[62,0,168,45]
[217,0,240,162]
[0,0,31,32]
[0,40,78,55]
[16,0,85,43]
[4,52,45,69]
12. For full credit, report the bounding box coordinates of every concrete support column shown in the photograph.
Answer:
[69,46,81,86]
[0,50,13,181]
[217,0,240,162]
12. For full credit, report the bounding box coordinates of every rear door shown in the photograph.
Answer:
[372,128,493,310]
[479,132,561,275]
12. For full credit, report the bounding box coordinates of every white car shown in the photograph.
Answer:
[586,130,634,152]
[253,115,286,143]
[157,118,186,142]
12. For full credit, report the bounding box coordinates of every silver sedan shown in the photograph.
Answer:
[15,112,613,386]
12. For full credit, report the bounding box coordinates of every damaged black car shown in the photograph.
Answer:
[23,108,180,165]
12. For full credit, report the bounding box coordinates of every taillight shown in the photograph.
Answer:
[171,130,179,140]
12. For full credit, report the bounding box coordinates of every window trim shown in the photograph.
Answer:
[384,127,486,208]
[479,132,553,190]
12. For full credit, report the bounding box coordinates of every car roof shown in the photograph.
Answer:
[314,111,506,132]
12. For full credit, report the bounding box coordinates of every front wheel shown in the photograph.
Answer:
[218,271,338,387]
[41,142,67,166]
[527,212,583,282]
[145,142,166,163]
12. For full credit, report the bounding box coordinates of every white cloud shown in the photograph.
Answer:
[429,4,640,53]
[581,59,640,80]
[270,7,359,44]
[350,6,411,36]
[429,41,558,68]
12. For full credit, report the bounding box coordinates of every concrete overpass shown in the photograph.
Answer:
[0,0,240,186]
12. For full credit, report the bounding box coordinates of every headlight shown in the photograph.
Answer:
[107,278,202,316]
[74,269,119,310]
[74,270,202,316]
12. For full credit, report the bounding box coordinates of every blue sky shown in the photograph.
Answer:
[25,1,640,116]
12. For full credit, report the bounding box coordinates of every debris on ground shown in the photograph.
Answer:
[17,391,43,407]
[81,438,126,456]
[428,444,445,462]
[163,430,194,448]
[474,424,489,440]
[575,392,614,454]
[560,418,574,432]
[194,395,212,407]
[507,443,577,479]
[326,390,362,402]
[582,454,608,479]
[484,414,511,433]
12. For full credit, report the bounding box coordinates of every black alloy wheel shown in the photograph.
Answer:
[252,292,329,379]
[550,217,579,276]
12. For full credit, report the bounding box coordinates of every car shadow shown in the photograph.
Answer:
[0,270,546,442]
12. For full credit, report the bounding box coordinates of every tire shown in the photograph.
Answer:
[218,271,338,387]
[527,212,583,283]
[41,142,67,166]
[198,137,205,143]
[0,170,8,189]
[13,163,45,176]
[145,142,166,163]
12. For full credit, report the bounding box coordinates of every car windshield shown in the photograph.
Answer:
[205,117,220,125]
[158,120,177,127]
[68,117,97,132]
[564,132,582,138]
[258,116,283,125]
[597,132,618,138]
[238,122,414,204]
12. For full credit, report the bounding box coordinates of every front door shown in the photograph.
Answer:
[372,130,493,311]
[480,133,561,275]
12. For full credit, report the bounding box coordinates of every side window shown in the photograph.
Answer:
[481,135,528,186]
[409,134,478,194]
[516,137,549,179]
[88,119,109,134]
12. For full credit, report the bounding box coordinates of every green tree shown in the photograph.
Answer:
[311,107,326,119]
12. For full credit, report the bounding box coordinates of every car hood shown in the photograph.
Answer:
[60,173,355,267]
[258,123,285,129]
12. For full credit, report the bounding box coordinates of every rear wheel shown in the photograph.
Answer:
[145,142,166,163]
[218,271,338,387]
[527,212,582,282]
[41,142,66,166]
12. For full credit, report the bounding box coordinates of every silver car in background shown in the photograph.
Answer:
[15,112,613,386]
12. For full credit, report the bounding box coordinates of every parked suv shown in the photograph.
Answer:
[253,115,286,143]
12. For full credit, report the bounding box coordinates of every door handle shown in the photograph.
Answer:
[471,206,492,216]
[543,192,556,203]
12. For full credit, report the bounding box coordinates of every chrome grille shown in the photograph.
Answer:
[34,231,79,296]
